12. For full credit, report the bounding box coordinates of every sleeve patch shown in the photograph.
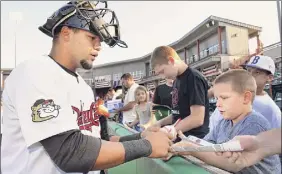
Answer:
[31,99,61,122]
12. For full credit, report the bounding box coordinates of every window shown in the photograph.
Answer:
[213,44,219,53]
[200,51,204,59]
[209,47,213,55]
[222,40,226,53]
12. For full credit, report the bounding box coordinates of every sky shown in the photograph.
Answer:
[1,1,281,69]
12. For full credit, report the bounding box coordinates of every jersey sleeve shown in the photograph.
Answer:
[13,69,78,147]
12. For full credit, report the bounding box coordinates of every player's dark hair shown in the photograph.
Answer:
[52,26,79,43]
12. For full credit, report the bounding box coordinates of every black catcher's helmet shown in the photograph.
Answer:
[39,0,127,48]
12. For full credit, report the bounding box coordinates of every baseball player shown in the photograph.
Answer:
[1,1,172,174]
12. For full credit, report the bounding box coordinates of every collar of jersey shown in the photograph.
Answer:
[48,55,78,78]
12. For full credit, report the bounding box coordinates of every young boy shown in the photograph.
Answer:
[209,55,281,131]
[172,69,281,173]
[150,46,210,140]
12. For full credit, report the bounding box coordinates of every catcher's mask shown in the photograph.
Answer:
[39,0,127,48]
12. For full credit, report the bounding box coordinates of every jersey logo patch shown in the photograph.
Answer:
[72,101,100,132]
[31,99,61,122]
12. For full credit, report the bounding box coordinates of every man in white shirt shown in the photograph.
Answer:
[1,1,172,174]
[116,73,139,125]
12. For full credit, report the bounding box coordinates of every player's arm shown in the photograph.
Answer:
[41,130,154,172]
[175,77,206,133]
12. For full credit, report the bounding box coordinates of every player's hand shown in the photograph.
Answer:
[145,131,173,158]
[109,136,120,142]
[160,125,177,141]
[215,135,261,169]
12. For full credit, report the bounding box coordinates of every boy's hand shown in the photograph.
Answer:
[160,125,177,141]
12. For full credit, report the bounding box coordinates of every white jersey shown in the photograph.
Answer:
[1,55,100,174]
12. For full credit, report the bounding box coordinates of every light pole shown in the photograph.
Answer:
[9,12,23,68]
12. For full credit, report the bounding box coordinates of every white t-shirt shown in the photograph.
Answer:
[1,56,100,174]
[252,94,281,128]
[122,83,139,123]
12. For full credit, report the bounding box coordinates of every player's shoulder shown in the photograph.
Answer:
[7,55,60,84]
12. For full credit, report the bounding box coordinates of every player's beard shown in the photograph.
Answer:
[80,59,93,70]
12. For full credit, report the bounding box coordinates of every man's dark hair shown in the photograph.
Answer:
[121,73,133,80]
[52,26,79,43]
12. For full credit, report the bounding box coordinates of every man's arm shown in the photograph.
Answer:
[256,128,281,156]
[118,101,136,112]
[175,105,205,133]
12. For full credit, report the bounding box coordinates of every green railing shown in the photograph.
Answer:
[107,121,212,174]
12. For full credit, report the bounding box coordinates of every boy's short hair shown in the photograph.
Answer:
[214,69,257,102]
[121,73,133,80]
[150,46,180,69]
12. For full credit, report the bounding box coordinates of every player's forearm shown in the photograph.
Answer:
[190,151,242,172]
[119,102,136,112]
[157,115,173,127]
[175,115,204,133]
[91,141,125,170]
[92,139,152,170]
[257,128,281,157]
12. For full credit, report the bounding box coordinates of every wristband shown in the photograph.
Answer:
[121,139,152,162]
[119,133,142,142]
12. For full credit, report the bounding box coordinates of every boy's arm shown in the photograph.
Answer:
[175,76,207,133]
[190,150,241,172]
[155,115,173,127]
[172,139,241,173]
[175,105,205,133]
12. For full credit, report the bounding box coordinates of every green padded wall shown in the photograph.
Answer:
[107,121,211,174]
